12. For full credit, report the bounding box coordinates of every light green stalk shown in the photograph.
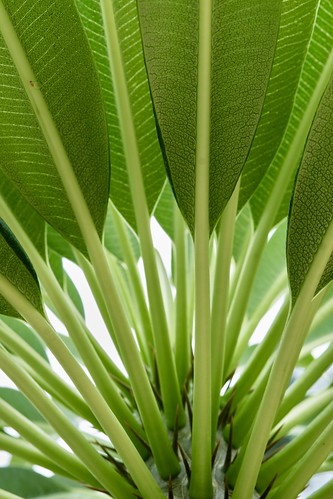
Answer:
[0,318,96,424]
[0,398,99,487]
[0,344,134,498]
[100,0,184,429]
[174,204,191,390]
[0,1,180,474]
[0,274,164,498]
[211,181,239,437]
[189,1,213,496]
[232,217,333,499]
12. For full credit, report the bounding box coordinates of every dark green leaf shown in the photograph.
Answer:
[250,0,333,227]
[137,0,281,233]
[0,468,68,498]
[287,77,333,301]
[75,0,165,231]
[0,220,43,317]
[0,0,109,254]
[239,0,319,210]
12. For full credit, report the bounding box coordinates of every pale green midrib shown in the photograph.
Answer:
[190,0,213,497]
[0,6,166,496]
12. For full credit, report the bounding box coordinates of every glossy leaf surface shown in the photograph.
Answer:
[0,0,109,253]
[137,0,281,233]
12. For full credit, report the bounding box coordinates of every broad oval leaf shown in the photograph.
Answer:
[0,0,109,253]
[137,0,282,233]
[75,0,166,232]
[239,0,319,210]
[0,219,43,317]
[0,388,46,426]
[287,77,333,301]
[250,0,333,227]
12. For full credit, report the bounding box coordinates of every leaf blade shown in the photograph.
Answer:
[0,0,109,253]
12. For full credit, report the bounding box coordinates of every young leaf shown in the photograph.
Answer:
[0,220,43,317]
[0,0,109,254]
[250,0,333,227]
[239,0,319,209]
[137,0,282,233]
[287,77,333,302]
[75,0,166,231]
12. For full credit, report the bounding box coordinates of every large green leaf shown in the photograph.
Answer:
[287,77,333,301]
[137,0,282,233]
[239,0,319,209]
[75,0,165,231]
[0,0,109,254]
[0,468,68,498]
[250,0,333,227]
[0,317,48,362]
[0,220,43,317]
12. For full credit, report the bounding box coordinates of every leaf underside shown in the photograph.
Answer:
[0,0,109,254]
[137,0,282,234]
[287,77,333,302]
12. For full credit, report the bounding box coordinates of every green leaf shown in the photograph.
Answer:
[0,220,43,317]
[0,468,68,498]
[239,0,319,209]
[233,204,254,263]
[137,0,282,233]
[0,317,48,362]
[75,0,165,231]
[0,388,45,425]
[153,180,176,241]
[104,205,140,262]
[248,220,287,316]
[287,76,333,301]
[250,0,333,227]
[0,0,109,254]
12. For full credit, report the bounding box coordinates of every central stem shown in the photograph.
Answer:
[190,1,212,496]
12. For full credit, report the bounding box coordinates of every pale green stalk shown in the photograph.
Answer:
[0,3,180,473]
[0,197,147,455]
[0,433,74,479]
[225,47,333,371]
[174,204,191,390]
[269,420,333,499]
[100,0,184,429]
[112,206,155,370]
[0,490,22,499]
[228,274,288,374]
[211,181,239,437]
[271,388,333,441]
[0,345,134,498]
[189,1,213,496]
[0,318,96,424]
[0,274,165,498]
[0,398,99,487]
[231,297,289,407]
[232,217,333,499]
[277,339,333,422]
[310,479,333,499]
